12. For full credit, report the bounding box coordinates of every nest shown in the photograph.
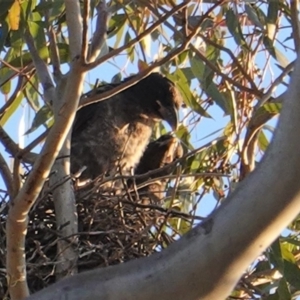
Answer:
[0,134,201,298]
[0,180,194,298]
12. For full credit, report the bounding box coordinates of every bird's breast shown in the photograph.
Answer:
[117,121,153,172]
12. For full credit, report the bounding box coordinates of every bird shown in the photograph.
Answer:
[71,73,182,188]
[132,134,183,203]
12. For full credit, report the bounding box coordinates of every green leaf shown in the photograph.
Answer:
[25,105,53,134]
[270,239,284,272]
[244,4,264,29]
[190,157,200,172]
[25,78,39,111]
[263,37,290,68]
[204,82,228,115]
[258,130,269,152]
[168,68,211,118]
[0,0,14,18]
[267,0,279,25]
[190,55,205,80]
[284,260,300,290]
[276,279,291,300]
[48,0,65,22]
[0,21,9,51]
[225,9,248,49]
[0,66,11,94]
[176,124,191,144]
[113,15,127,47]
[0,89,23,126]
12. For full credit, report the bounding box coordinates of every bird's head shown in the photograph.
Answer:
[132,73,182,130]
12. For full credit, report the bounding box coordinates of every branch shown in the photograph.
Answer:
[88,0,108,62]
[50,79,78,280]
[83,1,189,70]
[0,151,14,198]
[0,126,37,164]
[26,52,300,300]
[291,0,300,53]
[80,5,209,108]
[6,61,86,300]
[65,0,83,59]
[45,9,62,80]
[81,0,90,63]
[24,29,55,104]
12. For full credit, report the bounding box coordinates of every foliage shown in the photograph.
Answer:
[0,0,299,299]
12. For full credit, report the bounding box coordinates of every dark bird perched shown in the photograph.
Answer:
[71,73,182,186]
[132,134,183,203]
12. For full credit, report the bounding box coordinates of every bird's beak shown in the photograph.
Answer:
[158,103,178,131]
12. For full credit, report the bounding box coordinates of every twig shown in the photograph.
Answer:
[0,152,14,198]
[44,6,62,80]
[24,29,55,104]
[89,0,109,62]
[83,1,190,70]
[0,126,38,164]
[81,0,90,63]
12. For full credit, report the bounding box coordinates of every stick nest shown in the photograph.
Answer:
[0,183,192,298]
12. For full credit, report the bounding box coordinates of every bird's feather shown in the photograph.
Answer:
[71,73,182,185]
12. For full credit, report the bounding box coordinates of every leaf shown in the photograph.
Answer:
[172,67,211,118]
[113,15,127,47]
[0,21,9,50]
[0,66,12,94]
[267,0,279,25]
[280,242,295,263]
[244,4,264,29]
[0,90,23,126]
[258,130,269,152]
[25,78,39,111]
[0,0,15,18]
[137,59,148,72]
[25,105,53,134]
[8,0,20,30]
[276,279,291,300]
[204,82,228,115]
[270,239,284,272]
[225,9,248,49]
[284,260,300,290]
[190,55,205,80]
[263,37,290,68]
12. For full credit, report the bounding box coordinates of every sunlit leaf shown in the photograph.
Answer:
[137,59,148,72]
[258,130,269,152]
[0,89,23,126]
[8,0,20,30]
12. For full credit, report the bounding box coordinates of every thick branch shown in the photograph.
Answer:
[50,78,78,280]
[26,52,300,300]
[65,0,83,59]
[6,62,86,300]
